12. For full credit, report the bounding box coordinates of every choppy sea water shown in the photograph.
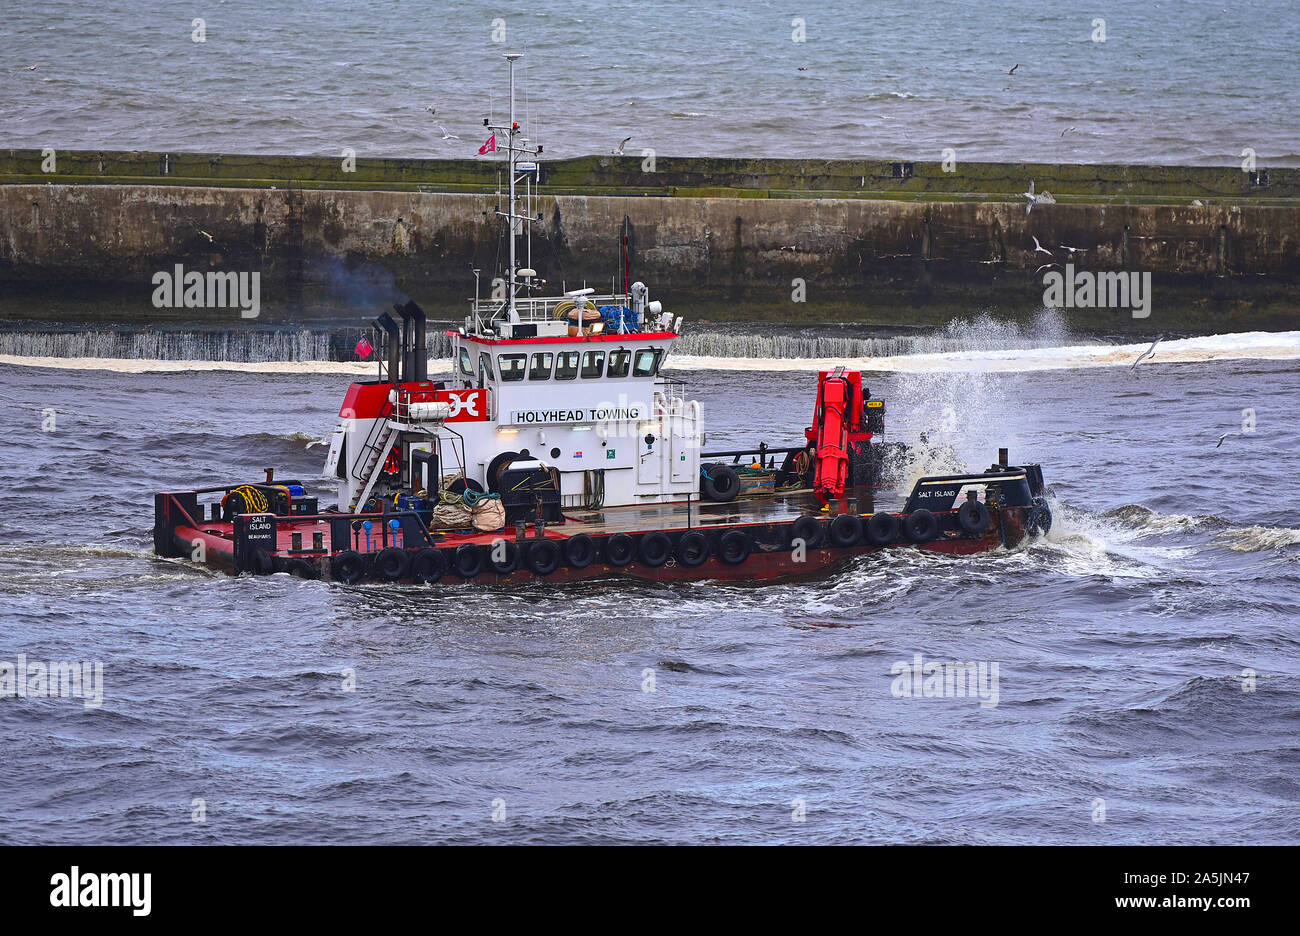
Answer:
[2,0,1297,165]
[0,345,1297,844]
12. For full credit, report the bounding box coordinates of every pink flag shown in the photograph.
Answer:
[476,134,496,156]
[355,336,373,359]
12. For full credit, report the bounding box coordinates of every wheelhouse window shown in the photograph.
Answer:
[555,351,580,380]
[633,348,664,377]
[499,353,526,381]
[529,352,553,380]
[581,350,605,379]
[606,349,631,378]
[478,351,494,386]
[458,347,473,376]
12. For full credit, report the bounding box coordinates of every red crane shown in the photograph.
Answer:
[805,367,869,510]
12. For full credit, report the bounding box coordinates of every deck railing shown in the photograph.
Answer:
[468,293,633,332]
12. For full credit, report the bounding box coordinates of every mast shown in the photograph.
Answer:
[506,51,519,322]
[482,52,541,328]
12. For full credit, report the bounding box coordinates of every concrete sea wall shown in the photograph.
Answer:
[2,150,1297,329]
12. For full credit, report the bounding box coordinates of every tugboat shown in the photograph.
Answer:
[153,53,1053,585]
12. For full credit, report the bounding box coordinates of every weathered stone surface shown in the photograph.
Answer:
[1,173,1297,328]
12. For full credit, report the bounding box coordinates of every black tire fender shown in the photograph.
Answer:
[700,463,741,503]
[676,530,711,567]
[829,513,864,547]
[791,515,826,549]
[525,538,562,576]
[718,529,752,565]
[486,451,520,494]
[409,548,448,584]
[374,546,410,582]
[284,557,318,580]
[250,547,275,575]
[903,509,940,543]
[638,531,672,567]
[564,533,595,569]
[605,532,635,566]
[488,539,520,575]
[446,476,486,497]
[957,500,991,534]
[331,549,367,584]
[453,543,484,578]
[865,511,900,546]
[1026,497,1053,536]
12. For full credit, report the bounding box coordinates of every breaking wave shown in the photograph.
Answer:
[1,316,1297,375]
[0,312,1079,364]
[1215,526,1300,552]
[0,328,338,363]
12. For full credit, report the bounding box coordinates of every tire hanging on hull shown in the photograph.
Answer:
[903,509,939,543]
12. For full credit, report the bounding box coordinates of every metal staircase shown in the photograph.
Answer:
[349,405,398,512]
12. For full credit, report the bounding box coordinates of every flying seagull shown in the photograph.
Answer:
[1034,263,1060,276]
[1022,180,1056,214]
[1215,432,1238,448]
[425,105,436,116]
[1058,244,1086,256]
[611,136,632,156]
[1130,334,1164,375]
[1008,64,1020,75]
[1061,126,1076,137]
[435,123,459,140]
[1032,235,1052,255]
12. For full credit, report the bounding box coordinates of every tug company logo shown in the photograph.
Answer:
[440,389,487,421]
[49,867,151,916]
[443,390,479,419]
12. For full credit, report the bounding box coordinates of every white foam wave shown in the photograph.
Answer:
[1017,498,1207,580]
[0,355,452,375]
[1215,526,1300,552]
[3,331,1297,375]
[670,331,1300,373]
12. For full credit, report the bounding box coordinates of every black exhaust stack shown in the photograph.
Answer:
[374,312,401,385]
[409,301,427,381]
[391,300,427,382]
[393,302,413,383]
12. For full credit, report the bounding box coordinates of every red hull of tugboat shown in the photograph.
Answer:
[157,491,1033,587]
